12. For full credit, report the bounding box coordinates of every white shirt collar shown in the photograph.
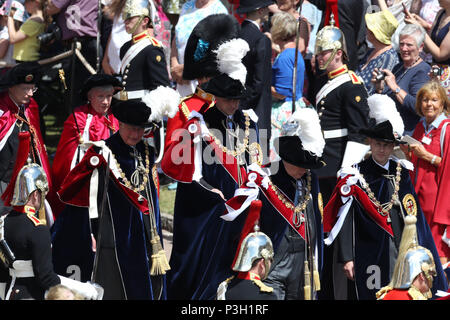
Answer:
[373,157,390,171]
[422,113,447,134]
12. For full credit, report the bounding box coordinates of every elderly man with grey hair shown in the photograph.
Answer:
[371,23,431,135]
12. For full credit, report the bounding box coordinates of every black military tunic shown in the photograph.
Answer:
[314,65,371,300]
[2,207,60,300]
[314,65,371,179]
[119,31,170,95]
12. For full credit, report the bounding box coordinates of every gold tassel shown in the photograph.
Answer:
[313,269,321,291]
[304,261,311,300]
[158,249,171,272]
[149,233,170,275]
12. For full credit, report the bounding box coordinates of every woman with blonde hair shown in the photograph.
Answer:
[400,80,450,265]
[269,11,310,161]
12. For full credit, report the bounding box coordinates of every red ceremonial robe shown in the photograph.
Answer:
[51,104,119,217]
[410,117,450,258]
[0,92,52,208]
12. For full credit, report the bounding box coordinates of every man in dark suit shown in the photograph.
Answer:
[236,0,274,164]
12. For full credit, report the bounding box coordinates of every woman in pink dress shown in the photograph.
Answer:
[401,80,450,265]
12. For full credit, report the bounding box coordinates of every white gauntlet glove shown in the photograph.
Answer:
[57,276,104,300]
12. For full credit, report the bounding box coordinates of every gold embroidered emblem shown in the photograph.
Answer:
[119,90,128,101]
[355,96,361,102]
[156,55,161,62]
[402,194,417,216]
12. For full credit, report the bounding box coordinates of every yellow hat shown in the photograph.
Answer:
[365,10,399,45]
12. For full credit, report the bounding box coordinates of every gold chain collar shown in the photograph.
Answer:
[359,161,402,218]
[268,170,312,228]
[110,142,151,193]
[209,113,251,159]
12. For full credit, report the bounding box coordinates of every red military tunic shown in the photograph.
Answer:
[382,289,416,300]
[164,86,215,153]
[410,117,450,258]
[51,104,119,217]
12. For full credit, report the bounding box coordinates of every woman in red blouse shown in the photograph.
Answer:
[401,80,450,265]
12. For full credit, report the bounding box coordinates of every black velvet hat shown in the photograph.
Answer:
[359,120,405,145]
[111,99,153,128]
[236,0,274,14]
[204,73,246,100]
[80,74,123,101]
[363,94,406,145]
[182,14,241,80]
[0,62,41,88]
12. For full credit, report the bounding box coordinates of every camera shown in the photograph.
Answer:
[375,71,387,81]
[37,22,62,46]
[431,66,443,77]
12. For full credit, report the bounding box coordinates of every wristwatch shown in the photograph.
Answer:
[395,87,401,94]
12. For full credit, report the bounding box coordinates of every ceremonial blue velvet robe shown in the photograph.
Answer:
[336,157,448,299]
[167,107,286,300]
[51,133,166,300]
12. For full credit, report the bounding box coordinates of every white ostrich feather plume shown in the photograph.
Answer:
[141,86,181,122]
[367,94,405,136]
[214,38,250,85]
[289,107,325,157]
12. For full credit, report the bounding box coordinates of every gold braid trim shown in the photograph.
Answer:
[180,101,191,120]
[408,286,428,300]
[376,285,393,300]
[249,273,273,293]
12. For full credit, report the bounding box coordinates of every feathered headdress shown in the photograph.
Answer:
[367,93,404,137]
[141,86,181,122]
[287,107,326,157]
[214,38,250,86]
[275,107,326,169]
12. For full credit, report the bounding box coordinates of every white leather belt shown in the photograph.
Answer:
[323,128,348,139]
[9,260,34,278]
[113,89,148,101]
[6,260,34,300]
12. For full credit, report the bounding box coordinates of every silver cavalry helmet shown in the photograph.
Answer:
[391,245,436,290]
[390,215,436,291]
[11,162,49,206]
[122,0,152,33]
[314,13,347,70]
[232,224,274,280]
